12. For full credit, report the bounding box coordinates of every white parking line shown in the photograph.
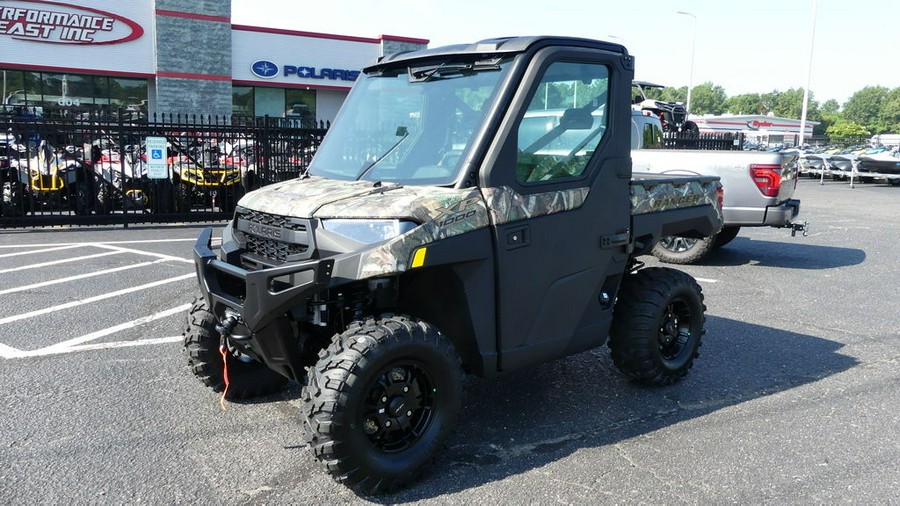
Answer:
[0,250,125,274]
[0,273,195,326]
[3,336,184,359]
[0,244,85,259]
[0,238,197,249]
[0,342,21,358]
[696,277,718,283]
[91,243,192,263]
[0,259,179,296]
[43,304,192,351]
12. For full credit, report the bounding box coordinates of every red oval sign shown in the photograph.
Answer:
[0,0,144,45]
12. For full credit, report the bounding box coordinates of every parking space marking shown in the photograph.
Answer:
[0,244,85,259]
[0,259,179,296]
[0,250,126,274]
[0,238,197,250]
[0,273,195,326]
[55,336,183,355]
[91,243,193,263]
[43,304,192,351]
[0,342,21,358]
[696,277,718,283]
[4,336,184,359]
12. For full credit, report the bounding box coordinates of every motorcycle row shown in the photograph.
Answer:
[0,132,290,218]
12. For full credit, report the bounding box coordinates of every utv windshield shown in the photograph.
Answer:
[307,56,512,185]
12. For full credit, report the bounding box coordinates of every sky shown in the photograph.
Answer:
[232,0,899,106]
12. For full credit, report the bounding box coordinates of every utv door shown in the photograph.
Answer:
[481,47,634,371]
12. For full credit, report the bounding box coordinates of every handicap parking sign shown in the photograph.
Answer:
[145,136,168,179]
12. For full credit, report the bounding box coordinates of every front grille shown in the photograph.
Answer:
[234,207,313,265]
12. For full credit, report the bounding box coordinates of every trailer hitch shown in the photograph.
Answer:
[791,221,809,237]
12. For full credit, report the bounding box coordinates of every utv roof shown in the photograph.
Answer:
[370,36,629,70]
[633,80,666,89]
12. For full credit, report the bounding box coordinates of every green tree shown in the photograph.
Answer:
[843,86,889,132]
[771,87,819,121]
[820,99,840,115]
[725,93,766,115]
[826,120,869,140]
[878,87,900,133]
[688,82,727,115]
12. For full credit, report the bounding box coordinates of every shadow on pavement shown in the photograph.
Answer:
[374,316,856,502]
[699,237,865,269]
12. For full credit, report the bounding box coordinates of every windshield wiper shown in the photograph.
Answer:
[356,126,409,181]
[409,59,502,82]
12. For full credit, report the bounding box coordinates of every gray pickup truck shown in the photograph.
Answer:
[630,113,807,263]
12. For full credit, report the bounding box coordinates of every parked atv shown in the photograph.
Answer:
[168,139,243,212]
[27,141,98,215]
[633,80,699,135]
[0,133,28,217]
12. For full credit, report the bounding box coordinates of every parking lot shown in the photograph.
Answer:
[1,179,898,504]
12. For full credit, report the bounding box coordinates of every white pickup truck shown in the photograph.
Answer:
[630,112,808,263]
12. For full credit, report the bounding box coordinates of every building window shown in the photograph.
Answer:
[232,86,254,117]
[231,86,318,125]
[1,69,147,121]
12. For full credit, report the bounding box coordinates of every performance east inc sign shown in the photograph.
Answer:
[0,0,144,45]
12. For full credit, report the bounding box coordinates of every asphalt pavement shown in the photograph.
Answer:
[0,178,898,504]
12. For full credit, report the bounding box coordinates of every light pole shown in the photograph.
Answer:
[676,11,696,113]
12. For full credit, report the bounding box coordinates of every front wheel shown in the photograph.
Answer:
[609,267,706,386]
[301,315,464,494]
[652,235,716,264]
[182,297,287,398]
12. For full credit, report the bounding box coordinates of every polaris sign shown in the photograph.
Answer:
[251,60,279,78]
[251,60,359,82]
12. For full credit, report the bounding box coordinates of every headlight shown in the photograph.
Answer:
[320,219,417,245]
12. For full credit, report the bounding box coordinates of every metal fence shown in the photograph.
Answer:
[664,131,744,151]
[1,112,327,228]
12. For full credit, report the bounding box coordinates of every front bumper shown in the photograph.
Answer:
[193,227,334,332]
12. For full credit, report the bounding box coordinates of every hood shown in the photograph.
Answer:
[237,176,485,223]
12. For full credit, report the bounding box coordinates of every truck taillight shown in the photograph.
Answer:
[750,164,781,197]
[716,186,724,209]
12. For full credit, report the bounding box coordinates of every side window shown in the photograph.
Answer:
[516,61,610,184]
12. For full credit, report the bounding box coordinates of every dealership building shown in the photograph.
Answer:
[692,114,819,146]
[0,0,427,123]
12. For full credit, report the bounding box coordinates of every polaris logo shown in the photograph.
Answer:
[251,60,279,79]
[247,222,282,239]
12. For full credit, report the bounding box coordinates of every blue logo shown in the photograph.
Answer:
[150,149,163,160]
[251,60,279,79]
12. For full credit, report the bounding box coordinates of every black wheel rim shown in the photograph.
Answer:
[658,297,694,364]
[362,361,436,454]
[659,236,697,253]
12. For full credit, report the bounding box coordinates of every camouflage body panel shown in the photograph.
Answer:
[630,178,723,224]
[358,185,592,277]
[349,187,491,278]
[237,176,406,218]
[237,176,718,279]
[481,186,591,225]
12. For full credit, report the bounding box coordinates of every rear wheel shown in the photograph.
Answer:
[652,235,716,264]
[712,226,740,249]
[301,315,463,494]
[681,120,699,137]
[182,297,287,398]
[609,267,706,386]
